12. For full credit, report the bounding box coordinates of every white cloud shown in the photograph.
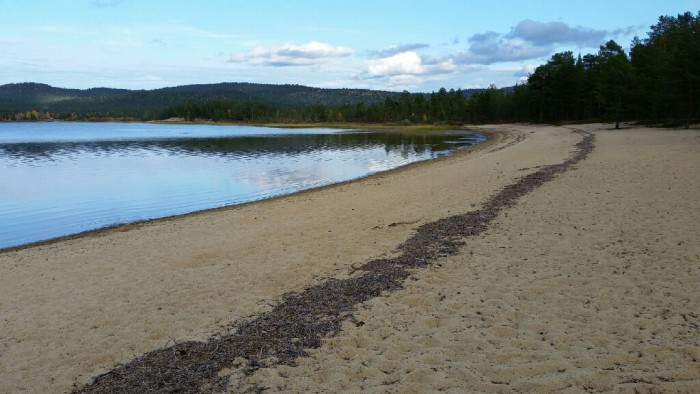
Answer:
[358,50,464,91]
[366,51,458,77]
[229,41,353,67]
[367,51,424,76]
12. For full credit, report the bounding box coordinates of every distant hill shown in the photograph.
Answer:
[0,82,496,118]
[0,82,408,117]
[0,83,128,113]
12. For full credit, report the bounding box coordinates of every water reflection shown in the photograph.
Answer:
[0,132,484,165]
[0,123,485,249]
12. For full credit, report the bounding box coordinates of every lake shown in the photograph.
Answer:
[0,122,485,249]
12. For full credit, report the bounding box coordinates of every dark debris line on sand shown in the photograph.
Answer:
[73,129,595,394]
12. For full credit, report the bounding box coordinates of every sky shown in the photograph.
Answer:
[1,0,698,92]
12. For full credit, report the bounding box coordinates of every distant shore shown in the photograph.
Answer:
[2,117,474,132]
[3,116,457,126]
[153,118,470,132]
[1,124,698,393]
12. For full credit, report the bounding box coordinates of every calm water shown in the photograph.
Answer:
[0,122,485,249]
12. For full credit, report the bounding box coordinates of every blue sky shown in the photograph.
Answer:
[1,0,697,92]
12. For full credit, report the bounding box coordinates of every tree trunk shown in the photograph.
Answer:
[685,89,692,129]
[539,89,545,123]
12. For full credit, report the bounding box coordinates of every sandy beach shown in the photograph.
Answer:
[1,124,698,393]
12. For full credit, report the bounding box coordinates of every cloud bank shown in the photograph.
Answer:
[364,19,620,73]
[454,31,551,65]
[509,19,608,46]
[452,19,630,66]
[222,19,632,90]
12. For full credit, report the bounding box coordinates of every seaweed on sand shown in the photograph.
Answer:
[74,130,594,393]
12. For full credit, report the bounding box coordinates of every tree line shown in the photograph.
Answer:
[156,87,476,124]
[3,11,698,127]
[156,10,700,127]
[509,10,699,128]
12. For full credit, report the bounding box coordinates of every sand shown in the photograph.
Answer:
[0,124,698,393]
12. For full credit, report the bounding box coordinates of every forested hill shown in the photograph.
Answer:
[0,82,409,118]
[0,83,129,113]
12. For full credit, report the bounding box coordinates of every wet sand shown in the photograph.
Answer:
[1,124,698,393]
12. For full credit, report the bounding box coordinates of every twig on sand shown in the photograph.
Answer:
[388,217,424,227]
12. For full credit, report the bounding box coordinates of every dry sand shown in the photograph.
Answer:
[0,124,698,393]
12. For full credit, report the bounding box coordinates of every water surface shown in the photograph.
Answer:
[0,122,485,249]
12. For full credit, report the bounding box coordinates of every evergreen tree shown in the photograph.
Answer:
[597,40,633,128]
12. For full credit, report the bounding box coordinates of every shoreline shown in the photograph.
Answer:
[0,128,498,254]
[2,118,467,132]
[2,124,698,393]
